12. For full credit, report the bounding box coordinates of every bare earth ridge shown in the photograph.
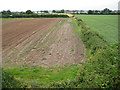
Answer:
[2,18,86,68]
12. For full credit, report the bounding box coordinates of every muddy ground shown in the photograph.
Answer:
[2,18,86,68]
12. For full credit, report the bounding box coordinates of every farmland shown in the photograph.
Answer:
[2,18,85,68]
[2,18,87,88]
[2,15,119,88]
[76,15,118,44]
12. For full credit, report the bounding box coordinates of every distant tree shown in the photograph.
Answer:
[7,10,11,15]
[1,10,11,15]
[40,10,43,13]
[26,10,33,14]
[88,10,93,14]
[1,10,6,15]
[44,10,48,13]
[94,10,98,13]
[52,10,56,13]
[102,8,112,14]
[61,9,64,13]
[20,12,25,14]
[93,10,100,14]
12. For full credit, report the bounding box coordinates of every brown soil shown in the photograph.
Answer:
[2,18,61,51]
[2,18,86,68]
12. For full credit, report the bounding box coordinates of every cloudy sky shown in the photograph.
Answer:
[0,0,119,11]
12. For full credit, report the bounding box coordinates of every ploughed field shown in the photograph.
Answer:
[2,18,61,50]
[2,18,86,68]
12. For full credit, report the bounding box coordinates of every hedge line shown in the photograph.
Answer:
[1,14,69,18]
[2,70,28,88]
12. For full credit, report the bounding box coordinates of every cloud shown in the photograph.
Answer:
[0,0,119,11]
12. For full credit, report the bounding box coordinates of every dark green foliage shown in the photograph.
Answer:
[61,9,64,13]
[1,10,11,15]
[2,70,28,88]
[2,14,69,18]
[26,10,33,14]
[52,10,56,13]
[44,10,48,13]
[88,10,94,14]
[102,8,112,15]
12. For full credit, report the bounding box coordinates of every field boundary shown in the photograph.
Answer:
[50,17,119,88]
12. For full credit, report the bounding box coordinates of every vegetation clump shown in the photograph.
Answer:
[2,70,29,88]
[2,14,69,18]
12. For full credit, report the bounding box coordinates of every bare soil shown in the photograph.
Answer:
[2,18,86,68]
[2,18,61,51]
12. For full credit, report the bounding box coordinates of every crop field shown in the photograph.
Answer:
[76,15,118,44]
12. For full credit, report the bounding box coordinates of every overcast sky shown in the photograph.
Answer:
[0,0,119,11]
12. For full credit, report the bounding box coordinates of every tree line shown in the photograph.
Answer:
[0,8,119,18]
[87,8,119,15]
[0,10,69,18]
[1,14,69,18]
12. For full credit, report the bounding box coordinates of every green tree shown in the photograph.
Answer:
[1,10,7,15]
[44,10,48,13]
[88,10,93,14]
[102,8,112,14]
[7,10,11,15]
[1,10,11,15]
[61,9,64,13]
[20,12,25,14]
[52,10,56,13]
[26,10,33,14]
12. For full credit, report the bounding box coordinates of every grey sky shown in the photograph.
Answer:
[0,0,119,11]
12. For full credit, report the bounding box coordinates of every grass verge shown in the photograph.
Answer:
[2,64,81,88]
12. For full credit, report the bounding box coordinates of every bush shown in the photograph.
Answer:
[2,70,28,88]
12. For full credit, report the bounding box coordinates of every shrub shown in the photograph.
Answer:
[2,70,29,88]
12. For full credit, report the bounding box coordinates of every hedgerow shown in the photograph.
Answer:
[2,70,29,88]
[2,14,69,18]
